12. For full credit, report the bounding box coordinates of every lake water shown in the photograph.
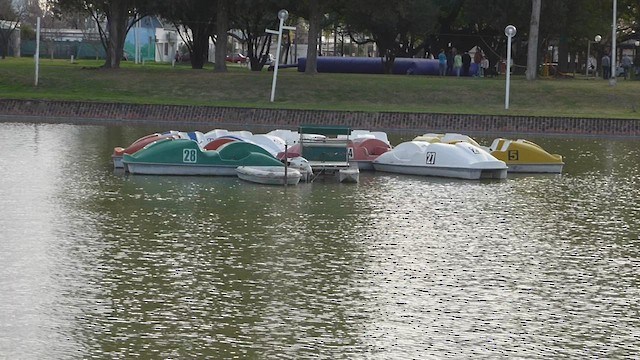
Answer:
[1,122,639,359]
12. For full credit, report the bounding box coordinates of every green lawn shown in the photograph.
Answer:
[1,57,639,119]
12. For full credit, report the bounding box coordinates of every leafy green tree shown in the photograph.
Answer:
[151,0,217,69]
[343,0,439,73]
[231,0,294,71]
[539,0,611,73]
[49,0,144,68]
[293,0,345,74]
[432,0,465,53]
[20,0,44,28]
[455,0,531,71]
[620,0,640,36]
[457,0,611,75]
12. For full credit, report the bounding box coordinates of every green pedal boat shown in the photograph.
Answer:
[123,138,284,175]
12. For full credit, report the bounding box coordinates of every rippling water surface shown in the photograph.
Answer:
[0,122,639,359]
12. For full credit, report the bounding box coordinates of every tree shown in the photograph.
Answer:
[231,0,294,71]
[344,0,439,73]
[49,0,142,68]
[213,0,229,72]
[304,0,321,74]
[538,0,612,74]
[293,0,345,74]
[151,0,217,70]
[100,0,132,68]
[526,0,541,80]
[432,0,465,53]
[21,0,44,28]
[0,0,22,59]
[456,0,532,72]
[620,0,640,36]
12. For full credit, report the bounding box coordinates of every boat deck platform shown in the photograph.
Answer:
[299,125,358,183]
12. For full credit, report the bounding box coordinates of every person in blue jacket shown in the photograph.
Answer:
[438,49,447,76]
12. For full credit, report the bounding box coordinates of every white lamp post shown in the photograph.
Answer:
[504,25,516,110]
[585,34,602,76]
[34,17,41,87]
[266,9,296,102]
[610,0,617,86]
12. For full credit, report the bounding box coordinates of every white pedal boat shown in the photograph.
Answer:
[372,141,507,180]
[236,166,302,185]
[413,133,564,174]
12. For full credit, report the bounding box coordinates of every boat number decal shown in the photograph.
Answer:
[426,152,436,165]
[347,147,354,159]
[183,149,197,163]
[468,146,480,154]
[508,150,519,161]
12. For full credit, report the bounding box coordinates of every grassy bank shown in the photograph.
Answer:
[1,57,639,119]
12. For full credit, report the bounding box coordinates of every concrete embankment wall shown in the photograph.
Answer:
[0,99,638,137]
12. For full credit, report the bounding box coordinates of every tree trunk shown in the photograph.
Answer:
[383,53,395,74]
[0,34,8,59]
[214,0,229,72]
[526,0,541,80]
[305,0,320,74]
[558,37,569,74]
[189,24,211,69]
[104,0,129,69]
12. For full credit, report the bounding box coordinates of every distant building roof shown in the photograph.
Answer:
[40,28,100,42]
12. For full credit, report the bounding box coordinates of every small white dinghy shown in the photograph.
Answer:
[338,166,360,183]
[236,166,302,185]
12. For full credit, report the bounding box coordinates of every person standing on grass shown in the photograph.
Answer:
[602,51,611,79]
[481,55,489,78]
[621,54,633,80]
[462,51,471,76]
[453,51,462,76]
[473,48,483,77]
[438,49,447,76]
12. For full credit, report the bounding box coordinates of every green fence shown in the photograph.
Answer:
[21,40,106,59]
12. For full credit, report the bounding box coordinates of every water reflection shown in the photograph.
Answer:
[0,122,638,359]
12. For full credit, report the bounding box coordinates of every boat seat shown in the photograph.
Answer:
[371,146,389,156]
[500,139,512,152]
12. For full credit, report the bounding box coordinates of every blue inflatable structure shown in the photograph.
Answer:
[297,56,478,76]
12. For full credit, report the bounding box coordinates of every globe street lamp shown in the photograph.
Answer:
[585,35,602,76]
[266,10,296,102]
[504,25,516,110]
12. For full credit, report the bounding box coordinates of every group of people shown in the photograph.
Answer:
[437,47,490,77]
[601,51,635,80]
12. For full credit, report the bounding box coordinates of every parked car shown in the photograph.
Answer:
[225,53,248,64]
